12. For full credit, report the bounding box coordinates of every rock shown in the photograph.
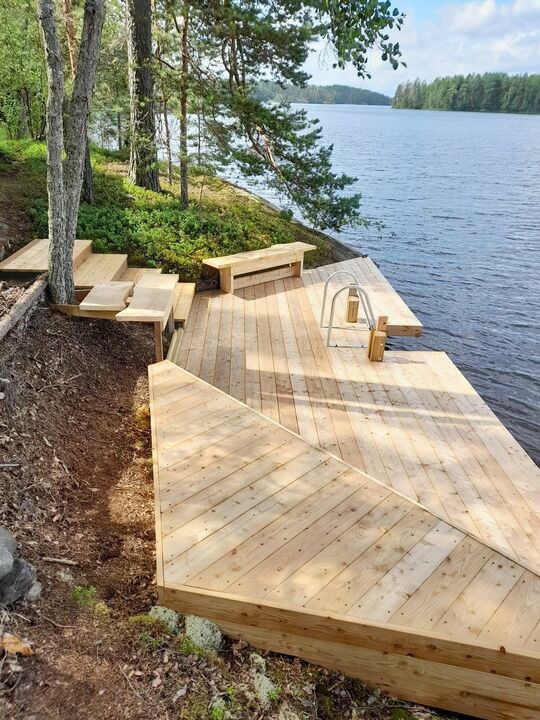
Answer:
[0,526,17,556]
[149,605,181,634]
[0,547,14,581]
[252,670,278,707]
[184,615,222,651]
[26,581,42,602]
[0,558,37,606]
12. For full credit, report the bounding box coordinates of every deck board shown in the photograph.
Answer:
[177,267,540,575]
[150,360,540,720]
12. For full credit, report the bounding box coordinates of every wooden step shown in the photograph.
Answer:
[79,281,134,312]
[166,327,184,364]
[0,239,92,273]
[74,253,128,288]
[173,283,196,326]
[121,267,162,284]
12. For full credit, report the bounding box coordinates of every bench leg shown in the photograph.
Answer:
[167,308,175,334]
[154,322,164,362]
[220,267,234,294]
[292,259,303,277]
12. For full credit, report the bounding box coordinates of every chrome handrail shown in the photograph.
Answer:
[320,270,359,327]
[326,284,376,347]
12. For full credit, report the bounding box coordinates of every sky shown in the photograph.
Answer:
[304,0,540,96]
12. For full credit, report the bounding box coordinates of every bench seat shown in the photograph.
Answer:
[203,241,316,293]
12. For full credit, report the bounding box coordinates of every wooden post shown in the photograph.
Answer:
[346,288,359,323]
[368,330,386,362]
[167,308,175,334]
[154,321,164,362]
[293,259,303,277]
[220,267,233,294]
[377,315,388,333]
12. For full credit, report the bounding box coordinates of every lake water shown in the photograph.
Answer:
[227,104,540,463]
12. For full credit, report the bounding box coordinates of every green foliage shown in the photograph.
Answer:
[127,614,171,650]
[0,0,47,140]
[72,585,97,607]
[393,73,540,114]
[255,82,392,106]
[152,0,405,231]
[6,140,334,280]
[71,585,110,619]
[267,686,282,701]
[178,636,207,658]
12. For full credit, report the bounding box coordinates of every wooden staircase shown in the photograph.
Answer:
[0,239,167,289]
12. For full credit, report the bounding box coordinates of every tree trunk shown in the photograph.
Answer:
[38,0,68,303]
[179,3,189,207]
[63,0,105,242]
[126,0,160,192]
[152,0,172,186]
[63,0,94,205]
[38,0,105,304]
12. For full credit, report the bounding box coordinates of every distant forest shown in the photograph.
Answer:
[392,73,540,114]
[255,82,392,106]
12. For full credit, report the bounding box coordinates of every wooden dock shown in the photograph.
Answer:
[150,360,540,720]
[176,265,540,575]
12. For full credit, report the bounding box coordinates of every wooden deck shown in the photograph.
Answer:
[176,267,540,575]
[304,256,423,337]
[150,360,540,720]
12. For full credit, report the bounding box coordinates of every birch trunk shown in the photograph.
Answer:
[127,0,160,192]
[63,0,94,205]
[63,0,105,243]
[38,0,105,304]
[37,0,67,303]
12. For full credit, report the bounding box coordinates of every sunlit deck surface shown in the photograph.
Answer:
[177,260,540,575]
[150,360,540,720]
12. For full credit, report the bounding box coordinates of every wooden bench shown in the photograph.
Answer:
[203,242,316,293]
[116,274,179,361]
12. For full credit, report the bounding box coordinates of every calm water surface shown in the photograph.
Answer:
[231,105,540,463]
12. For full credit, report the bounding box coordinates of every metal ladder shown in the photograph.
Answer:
[320,270,376,347]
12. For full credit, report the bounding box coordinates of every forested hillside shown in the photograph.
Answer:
[392,73,540,114]
[255,82,391,105]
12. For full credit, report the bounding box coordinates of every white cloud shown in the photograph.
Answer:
[304,0,540,97]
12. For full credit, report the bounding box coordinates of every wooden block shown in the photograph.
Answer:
[377,315,388,332]
[368,330,386,362]
[346,291,360,323]
[79,281,134,312]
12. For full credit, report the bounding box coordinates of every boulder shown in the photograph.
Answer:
[0,526,17,556]
[0,558,37,606]
[0,547,14,582]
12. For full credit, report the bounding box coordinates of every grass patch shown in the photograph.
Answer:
[0,139,336,281]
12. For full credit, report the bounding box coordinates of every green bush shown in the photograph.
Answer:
[1,139,334,281]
